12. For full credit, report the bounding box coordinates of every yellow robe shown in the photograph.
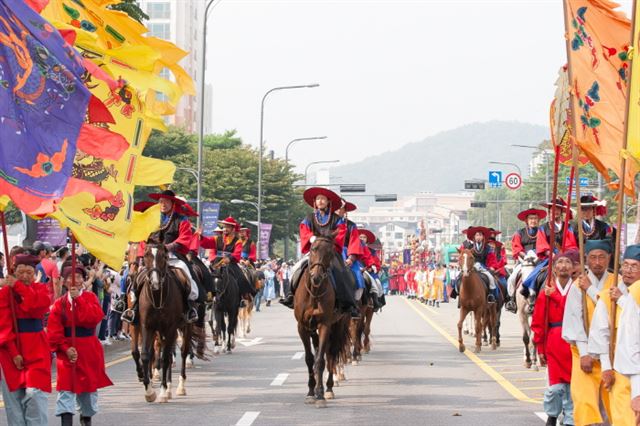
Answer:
[570,273,615,426]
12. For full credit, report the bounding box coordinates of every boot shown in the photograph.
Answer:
[350,306,361,319]
[61,413,73,426]
[545,416,557,426]
[505,298,517,313]
[80,416,92,426]
[121,301,137,323]
[279,292,295,309]
[520,286,530,298]
[450,287,458,299]
[185,300,198,323]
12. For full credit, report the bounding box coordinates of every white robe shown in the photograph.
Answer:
[562,270,608,356]
[613,285,640,399]
[587,282,627,371]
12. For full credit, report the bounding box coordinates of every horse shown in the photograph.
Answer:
[294,236,352,408]
[351,272,375,365]
[137,245,193,402]
[457,248,496,353]
[210,261,239,354]
[237,265,259,338]
[514,252,540,370]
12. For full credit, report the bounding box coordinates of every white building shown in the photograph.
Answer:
[348,192,473,255]
[139,1,207,133]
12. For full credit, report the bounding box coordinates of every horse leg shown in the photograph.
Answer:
[314,324,329,408]
[363,309,372,354]
[178,327,189,396]
[298,324,316,403]
[457,309,467,353]
[473,309,483,353]
[141,327,157,403]
[131,326,143,382]
[325,361,335,400]
[522,328,532,368]
[214,308,223,354]
[153,337,162,382]
[490,309,498,350]
[158,338,173,403]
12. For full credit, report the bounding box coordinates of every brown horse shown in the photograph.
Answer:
[351,273,374,365]
[294,236,352,408]
[457,248,496,353]
[137,245,193,402]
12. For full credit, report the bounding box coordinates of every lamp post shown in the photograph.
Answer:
[304,160,340,185]
[258,84,320,262]
[512,144,551,201]
[284,136,327,261]
[176,167,200,210]
[196,0,223,228]
[231,199,261,258]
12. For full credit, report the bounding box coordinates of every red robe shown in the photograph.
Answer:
[0,281,51,392]
[486,248,507,277]
[389,269,398,291]
[535,223,578,259]
[167,217,194,256]
[398,268,407,293]
[299,218,346,255]
[531,281,573,385]
[48,291,113,393]
[200,235,243,263]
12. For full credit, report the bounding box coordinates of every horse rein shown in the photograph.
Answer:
[141,267,166,310]
[305,261,330,299]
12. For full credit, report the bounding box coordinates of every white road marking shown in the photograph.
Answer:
[292,351,304,360]
[270,373,289,386]
[534,412,548,422]
[236,337,264,347]
[236,411,260,426]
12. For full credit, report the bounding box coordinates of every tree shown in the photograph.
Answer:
[108,0,149,23]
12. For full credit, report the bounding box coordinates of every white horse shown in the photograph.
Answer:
[514,252,539,370]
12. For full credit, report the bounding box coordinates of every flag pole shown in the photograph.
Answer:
[563,0,589,331]
[610,0,638,363]
[70,231,77,395]
[0,211,20,355]
[563,165,575,249]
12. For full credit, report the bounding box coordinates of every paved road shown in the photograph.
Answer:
[1,296,551,425]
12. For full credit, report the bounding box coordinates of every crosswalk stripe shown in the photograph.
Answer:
[270,373,289,386]
[236,411,260,426]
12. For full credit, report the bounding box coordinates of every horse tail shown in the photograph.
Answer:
[187,323,208,360]
[326,314,352,371]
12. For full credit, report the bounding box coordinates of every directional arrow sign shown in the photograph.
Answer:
[236,337,264,347]
[488,171,502,188]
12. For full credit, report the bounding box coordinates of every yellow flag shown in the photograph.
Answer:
[626,3,640,163]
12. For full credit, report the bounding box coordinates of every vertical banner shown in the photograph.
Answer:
[259,223,273,260]
[36,218,68,247]
[201,202,221,236]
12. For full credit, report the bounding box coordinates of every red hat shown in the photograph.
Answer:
[175,197,198,217]
[466,226,491,240]
[148,189,185,206]
[368,238,383,251]
[488,228,501,238]
[541,197,573,220]
[517,208,547,222]
[358,229,376,244]
[218,216,240,231]
[14,254,39,268]
[303,187,342,211]
[580,195,607,216]
[134,201,155,213]
[341,198,357,212]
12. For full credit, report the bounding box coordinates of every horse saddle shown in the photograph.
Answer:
[169,266,191,291]
[291,258,308,291]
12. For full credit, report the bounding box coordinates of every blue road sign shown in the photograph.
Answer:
[565,177,589,187]
[488,171,502,188]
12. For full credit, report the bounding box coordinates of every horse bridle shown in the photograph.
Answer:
[305,236,334,299]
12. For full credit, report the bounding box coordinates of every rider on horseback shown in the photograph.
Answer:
[451,226,499,302]
[200,217,256,304]
[487,233,509,305]
[335,199,365,301]
[122,190,199,324]
[279,187,359,318]
[238,226,257,266]
[358,229,385,311]
[505,208,546,313]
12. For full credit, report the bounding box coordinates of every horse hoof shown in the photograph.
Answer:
[463,330,469,335]
[186,359,194,369]
[305,396,315,405]
[351,360,359,366]
[364,348,370,354]
[459,344,465,353]
[491,344,497,350]
[482,341,488,347]
[226,349,232,354]
[158,395,169,403]
[337,373,346,381]
[177,386,186,396]
[166,390,172,400]
[532,365,539,372]
[315,399,328,409]
[473,346,481,353]
[324,391,335,400]
[246,327,251,334]
[145,390,157,403]
[524,361,532,369]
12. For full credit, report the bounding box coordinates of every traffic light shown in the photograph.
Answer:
[340,184,366,193]
[375,194,398,202]
[464,181,485,190]
[470,202,487,208]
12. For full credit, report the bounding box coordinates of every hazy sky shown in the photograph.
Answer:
[205,0,633,172]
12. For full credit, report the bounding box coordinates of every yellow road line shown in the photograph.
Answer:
[414,302,440,316]
[404,298,540,405]
[0,354,133,409]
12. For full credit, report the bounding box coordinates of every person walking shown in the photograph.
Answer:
[263,265,276,307]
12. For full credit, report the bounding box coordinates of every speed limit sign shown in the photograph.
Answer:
[505,172,522,190]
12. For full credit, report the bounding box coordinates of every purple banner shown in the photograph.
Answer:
[36,218,67,247]
[201,202,221,237]
[258,223,272,260]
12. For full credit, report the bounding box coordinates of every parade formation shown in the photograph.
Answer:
[3,0,640,425]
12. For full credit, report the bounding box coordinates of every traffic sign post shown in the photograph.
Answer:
[504,172,522,190]
[488,171,502,188]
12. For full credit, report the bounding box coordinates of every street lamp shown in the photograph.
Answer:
[196,0,223,228]
[231,199,261,258]
[512,144,551,201]
[257,83,320,261]
[304,160,340,185]
[284,136,326,261]
[176,167,200,209]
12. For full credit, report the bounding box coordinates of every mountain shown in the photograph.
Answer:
[329,121,548,202]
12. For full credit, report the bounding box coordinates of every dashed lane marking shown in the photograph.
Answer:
[236,411,260,426]
[404,298,540,404]
[270,373,289,386]
[292,352,304,360]
[535,412,548,421]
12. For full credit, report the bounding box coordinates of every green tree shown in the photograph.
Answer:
[108,0,149,23]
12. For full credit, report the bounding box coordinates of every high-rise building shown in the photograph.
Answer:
[138,1,205,132]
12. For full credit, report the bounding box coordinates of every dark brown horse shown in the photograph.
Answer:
[457,248,496,353]
[351,273,374,365]
[137,245,193,402]
[294,236,351,408]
